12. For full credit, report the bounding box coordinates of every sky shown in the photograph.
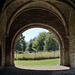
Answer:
[23,28,49,42]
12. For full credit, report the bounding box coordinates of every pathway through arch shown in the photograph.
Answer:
[16,65,69,70]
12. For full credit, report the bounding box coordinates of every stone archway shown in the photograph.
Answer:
[11,23,64,66]
[0,0,75,71]
[4,1,70,67]
[5,21,70,67]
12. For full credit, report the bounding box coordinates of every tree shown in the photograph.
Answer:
[15,34,26,52]
[44,33,59,51]
[26,40,34,52]
[22,40,26,51]
[32,37,37,51]
[15,37,22,52]
[31,32,59,52]
[33,32,47,51]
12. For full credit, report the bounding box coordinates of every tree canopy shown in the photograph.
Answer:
[15,32,59,52]
[15,34,26,52]
[27,32,59,52]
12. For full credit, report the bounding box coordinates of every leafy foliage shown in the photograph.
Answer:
[32,32,47,51]
[15,32,59,52]
[44,32,59,51]
[15,34,26,52]
[26,40,34,52]
[32,32,59,51]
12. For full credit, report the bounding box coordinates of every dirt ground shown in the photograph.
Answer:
[16,65,69,70]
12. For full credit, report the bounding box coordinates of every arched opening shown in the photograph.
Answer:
[11,25,63,65]
[5,8,70,67]
[0,0,75,73]
[14,28,69,70]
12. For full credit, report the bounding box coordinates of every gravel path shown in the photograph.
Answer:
[16,65,69,70]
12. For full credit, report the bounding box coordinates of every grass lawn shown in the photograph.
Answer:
[15,58,60,66]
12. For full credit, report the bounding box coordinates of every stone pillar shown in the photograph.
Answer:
[70,38,75,68]
[0,32,6,67]
[69,10,75,68]
[60,45,64,66]
[5,38,13,66]
[12,48,15,66]
[63,48,70,66]
[1,43,5,67]
[63,39,70,66]
[60,37,70,66]
[0,40,6,67]
[5,48,12,66]
[0,45,2,66]
[60,48,70,66]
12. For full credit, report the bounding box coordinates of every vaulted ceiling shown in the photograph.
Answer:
[0,0,75,13]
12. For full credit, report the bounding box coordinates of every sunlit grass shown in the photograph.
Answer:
[15,58,60,65]
[15,50,60,60]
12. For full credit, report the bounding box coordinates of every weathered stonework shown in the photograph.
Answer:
[0,0,75,70]
[69,10,75,68]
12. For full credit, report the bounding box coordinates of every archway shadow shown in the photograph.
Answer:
[0,66,75,75]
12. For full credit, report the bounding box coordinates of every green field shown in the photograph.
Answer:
[15,58,60,65]
[15,51,60,60]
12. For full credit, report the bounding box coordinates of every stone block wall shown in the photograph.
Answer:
[0,0,75,68]
[69,10,75,68]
